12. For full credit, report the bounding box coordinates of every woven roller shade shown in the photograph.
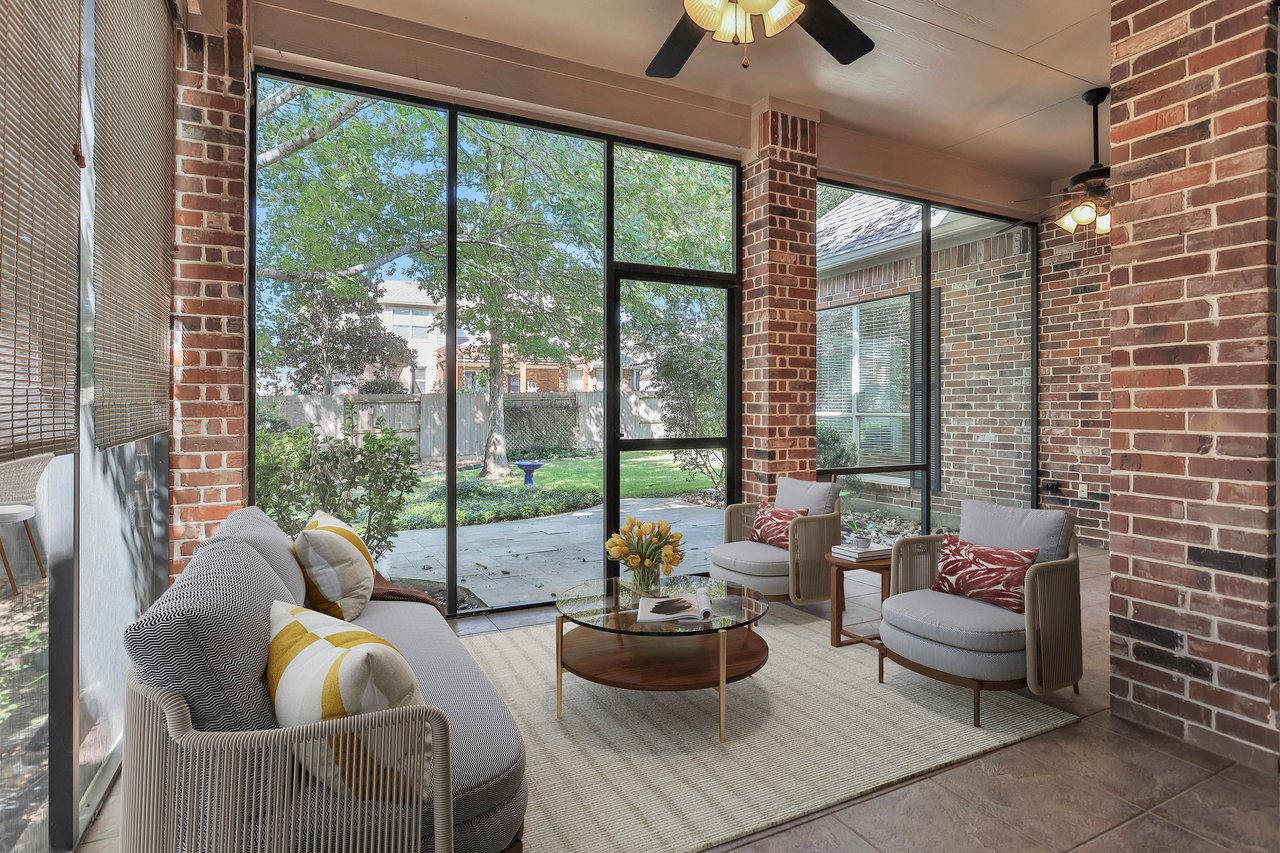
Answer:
[0,0,82,463]
[92,0,175,449]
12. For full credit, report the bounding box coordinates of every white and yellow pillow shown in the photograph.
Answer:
[293,511,376,620]
[267,601,429,796]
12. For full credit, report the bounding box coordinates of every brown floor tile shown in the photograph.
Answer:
[729,813,877,852]
[1010,715,1212,809]
[932,748,1141,850]
[834,778,1050,852]
[1073,813,1230,852]
[1082,714,1234,772]
[1153,772,1280,853]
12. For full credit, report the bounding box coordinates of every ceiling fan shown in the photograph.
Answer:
[647,0,875,78]
[1004,87,1112,236]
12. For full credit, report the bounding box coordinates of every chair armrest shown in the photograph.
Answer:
[890,534,945,595]
[1025,553,1083,694]
[123,672,453,853]
[724,501,756,544]
[786,512,842,604]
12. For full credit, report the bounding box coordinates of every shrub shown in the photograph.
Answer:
[398,477,602,529]
[358,378,410,395]
[255,416,419,560]
[816,422,859,470]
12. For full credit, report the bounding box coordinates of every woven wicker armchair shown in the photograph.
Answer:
[122,672,454,853]
[877,501,1082,726]
[708,478,842,604]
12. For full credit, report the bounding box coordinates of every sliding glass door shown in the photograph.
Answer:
[252,72,740,614]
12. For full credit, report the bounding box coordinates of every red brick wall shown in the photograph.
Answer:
[1039,225,1112,549]
[818,231,1035,529]
[1109,0,1279,769]
[741,111,819,502]
[170,5,250,574]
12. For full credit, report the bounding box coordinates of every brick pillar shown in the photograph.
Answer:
[1109,0,1279,769]
[740,104,819,503]
[170,4,250,574]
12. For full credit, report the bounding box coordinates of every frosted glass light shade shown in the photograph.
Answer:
[1055,210,1079,234]
[762,0,806,37]
[1095,210,1112,235]
[712,5,755,43]
[738,0,778,13]
[1070,199,1097,224]
[684,0,730,31]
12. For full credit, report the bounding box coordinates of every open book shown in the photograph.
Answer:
[636,590,714,623]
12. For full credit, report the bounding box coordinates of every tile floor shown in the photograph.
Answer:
[77,546,1279,852]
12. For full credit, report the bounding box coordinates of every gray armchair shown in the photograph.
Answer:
[708,477,842,604]
[877,500,1082,726]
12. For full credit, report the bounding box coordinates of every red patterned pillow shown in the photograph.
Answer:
[931,534,1040,613]
[750,501,808,549]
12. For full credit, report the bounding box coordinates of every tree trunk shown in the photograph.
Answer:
[481,328,511,479]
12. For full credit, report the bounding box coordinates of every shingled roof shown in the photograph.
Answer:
[818,192,948,261]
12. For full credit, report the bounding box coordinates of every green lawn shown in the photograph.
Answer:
[397,451,715,530]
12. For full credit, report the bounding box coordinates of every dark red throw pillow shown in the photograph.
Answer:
[931,534,1040,613]
[750,501,808,549]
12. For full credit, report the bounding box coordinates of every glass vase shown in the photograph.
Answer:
[628,566,659,597]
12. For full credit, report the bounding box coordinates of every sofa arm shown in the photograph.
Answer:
[123,671,453,853]
[1025,553,1083,694]
[724,501,756,544]
[890,534,944,595]
[787,512,842,604]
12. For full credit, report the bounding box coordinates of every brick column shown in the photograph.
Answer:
[740,104,819,503]
[170,4,250,574]
[1109,0,1279,768]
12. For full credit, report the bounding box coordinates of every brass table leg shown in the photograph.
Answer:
[556,614,564,720]
[718,629,727,743]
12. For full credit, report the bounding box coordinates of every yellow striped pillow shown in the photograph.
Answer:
[293,511,376,620]
[267,601,430,797]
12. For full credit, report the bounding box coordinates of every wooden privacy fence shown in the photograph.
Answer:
[260,391,665,462]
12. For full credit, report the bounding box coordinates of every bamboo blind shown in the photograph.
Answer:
[0,0,82,463]
[91,0,174,449]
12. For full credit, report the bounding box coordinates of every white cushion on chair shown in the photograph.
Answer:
[0,504,35,523]
[708,563,790,597]
[882,589,1026,653]
[959,500,1073,562]
[708,540,789,577]
[775,477,841,516]
[880,621,1027,683]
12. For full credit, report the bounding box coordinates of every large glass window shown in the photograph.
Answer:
[253,75,739,614]
[816,183,1035,539]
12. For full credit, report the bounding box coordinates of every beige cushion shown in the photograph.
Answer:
[293,511,376,620]
[267,601,428,797]
[775,477,841,516]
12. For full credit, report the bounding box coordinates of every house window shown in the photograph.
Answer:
[390,306,434,341]
[413,367,429,393]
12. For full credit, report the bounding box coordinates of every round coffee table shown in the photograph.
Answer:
[554,575,769,742]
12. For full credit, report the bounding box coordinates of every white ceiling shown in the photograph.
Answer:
[327,0,1111,183]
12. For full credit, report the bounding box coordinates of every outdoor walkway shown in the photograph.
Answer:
[382,497,724,609]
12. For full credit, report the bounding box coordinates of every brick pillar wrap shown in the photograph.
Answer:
[170,2,250,575]
[741,110,819,503]
[1109,0,1279,769]
[1038,224,1112,549]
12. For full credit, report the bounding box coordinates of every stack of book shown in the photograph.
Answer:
[832,542,892,562]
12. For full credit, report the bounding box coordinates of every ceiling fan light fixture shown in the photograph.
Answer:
[1070,199,1097,225]
[1055,210,1079,234]
[1095,210,1112,235]
[737,0,778,14]
[762,0,806,37]
[684,0,730,31]
[711,4,755,43]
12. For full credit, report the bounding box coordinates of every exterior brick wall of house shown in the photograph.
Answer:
[1039,225,1112,549]
[1109,0,1279,769]
[170,3,251,574]
[818,231,1035,531]
[741,110,820,502]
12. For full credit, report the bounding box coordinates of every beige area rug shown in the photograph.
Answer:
[463,605,1076,852]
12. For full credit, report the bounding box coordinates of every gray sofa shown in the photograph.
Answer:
[121,506,526,853]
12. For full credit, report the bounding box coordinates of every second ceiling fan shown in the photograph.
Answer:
[647,0,875,78]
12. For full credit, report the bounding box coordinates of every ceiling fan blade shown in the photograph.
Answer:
[1010,190,1074,204]
[798,0,875,65]
[646,14,706,78]
[998,204,1062,234]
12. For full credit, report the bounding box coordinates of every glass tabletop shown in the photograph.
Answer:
[555,575,769,636]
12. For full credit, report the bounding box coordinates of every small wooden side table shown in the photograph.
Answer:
[827,552,893,648]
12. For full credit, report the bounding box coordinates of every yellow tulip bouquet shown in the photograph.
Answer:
[605,516,685,595]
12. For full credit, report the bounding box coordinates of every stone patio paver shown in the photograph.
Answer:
[382,497,724,609]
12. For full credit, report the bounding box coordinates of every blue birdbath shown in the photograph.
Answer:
[514,460,544,486]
